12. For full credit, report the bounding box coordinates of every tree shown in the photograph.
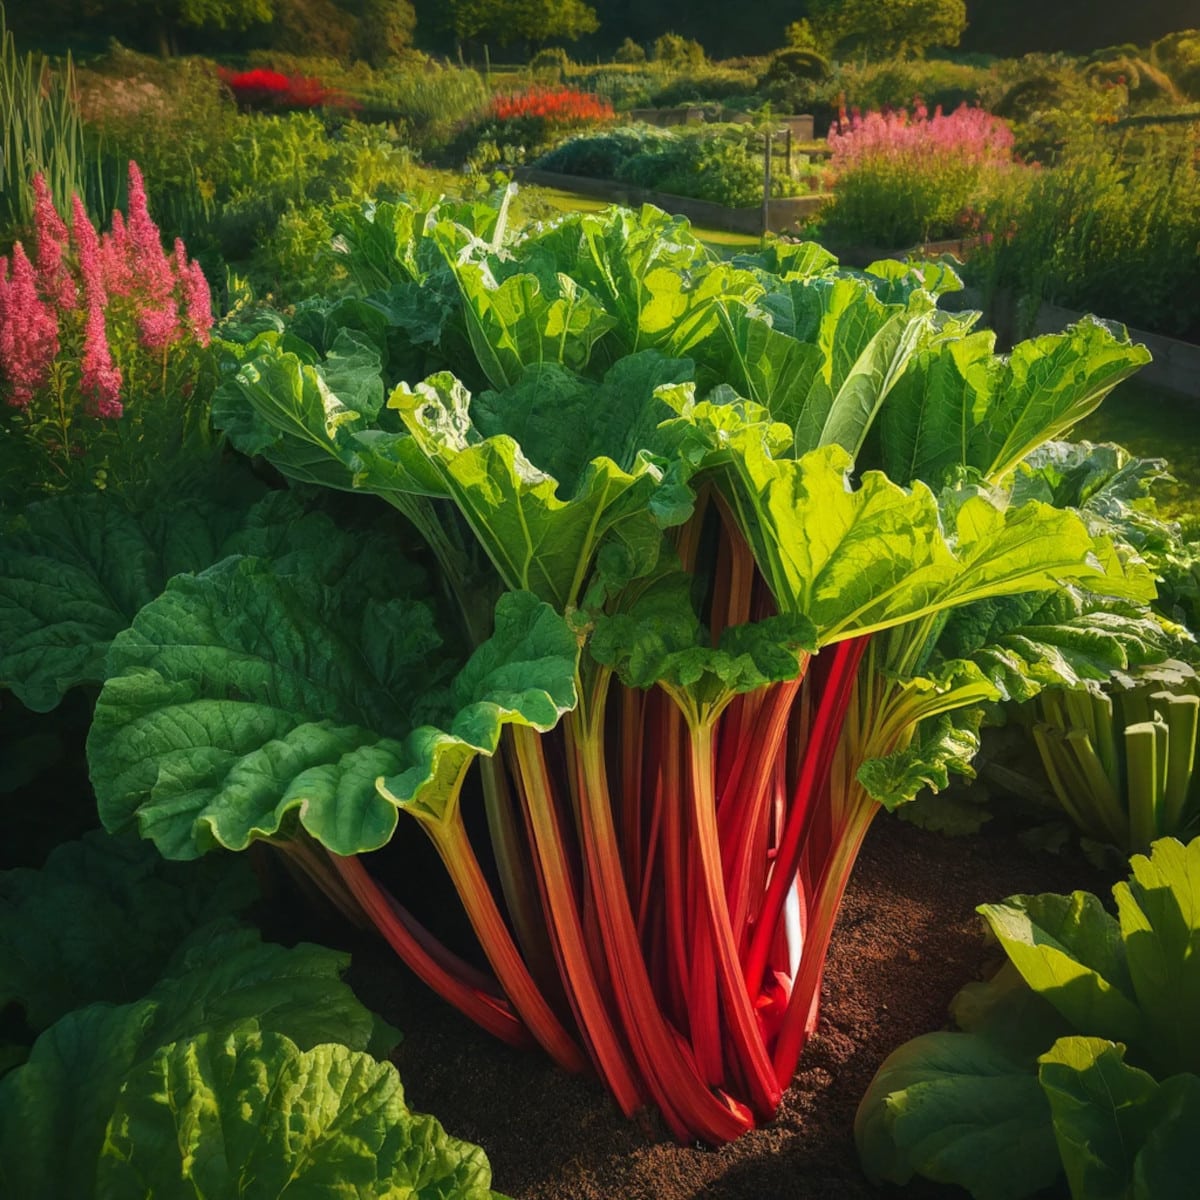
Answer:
[79,0,275,56]
[808,0,966,60]
[352,0,417,65]
[446,0,597,49]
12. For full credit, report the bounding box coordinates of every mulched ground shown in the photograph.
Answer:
[344,815,1115,1200]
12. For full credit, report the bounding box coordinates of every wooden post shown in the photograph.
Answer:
[762,128,772,236]
[786,127,793,179]
[484,43,491,88]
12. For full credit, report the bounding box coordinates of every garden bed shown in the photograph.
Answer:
[346,816,1110,1200]
[515,166,828,233]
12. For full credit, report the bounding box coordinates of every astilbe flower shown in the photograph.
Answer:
[175,240,213,346]
[80,297,123,419]
[827,101,1014,171]
[0,244,60,410]
[0,164,213,426]
[32,174,77,310]
[126,162,180,351]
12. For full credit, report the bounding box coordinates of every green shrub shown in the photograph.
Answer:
[1150,29,1200,100]
[649,67,760,107]
[652,32,706,70]
[530,46,571,80]
[613,36,646,64]
[535,124,804,208]
[970,128,1200,340]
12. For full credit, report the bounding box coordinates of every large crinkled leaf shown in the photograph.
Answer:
[588,571,816,723]
[854,1029,1060,1200]
[1132,1070,1200,1200]
[470,350,694,496]
[877,331,998,487]
[700,433,1106,644]
[446,256,618,390]
[938,586,1174,703]
[1112,836,1200,1075]
[518,206,717,353]
[790,286,937,460]
[142,924,387,1056]
[1038,1037,1199,1200]
[215,329,445,497]
[858,706,986,812]
[377,590,579,829]
[89,549,452,859]
[0,925,391,1200]
[978,892,1145,1047]
[880,320,1150,489]
[0,830,256,1031]
[689,302,824,438]
[0,479,264,710]
[97,1024,499,1200]
[391,372,690,611]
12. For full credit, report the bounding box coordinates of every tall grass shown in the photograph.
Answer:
[0,5,103,238]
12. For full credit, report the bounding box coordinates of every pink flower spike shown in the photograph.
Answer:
[71,194,106,303]
[181,255,213,345]
[101,209,134,299]
[31,174,74,307]
[81,296,123,418]
[137,298,180,352]
[0,242,59,410]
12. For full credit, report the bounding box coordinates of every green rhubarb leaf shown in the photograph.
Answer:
[1112,836,1200,1075]
[97,1023,499,1200]
[983,320,1152,481]
[1132,1070,1200,1200]
[854,1029,1060,1200]
[392,371,689,611]
[444,246,618,389]
[791,285,937,460]
[881,320,1150,489]
[470,350,694,497]
[858,706,987,812]
[520,206,736,354]
[939,586,1174,703]
[704,433,1105,644]
[0,830,256,1031]
[979,892,1145,1048]
[377,590,578,829]
[0,480,263,710]
[1038,1036,1191,1200]
[589,571,815,722]
[0,924,388,1200]
[215,329,444,497]
[89,539,453,859]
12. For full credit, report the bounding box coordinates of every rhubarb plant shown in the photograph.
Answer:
[88,200,1153,1142]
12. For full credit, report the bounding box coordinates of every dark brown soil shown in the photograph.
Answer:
[347,816,1115,1200]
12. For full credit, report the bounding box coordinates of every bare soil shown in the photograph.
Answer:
[346,816,1114,1200]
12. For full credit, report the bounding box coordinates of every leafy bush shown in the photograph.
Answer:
[652,31,706,69]
[821,101,1016,247]
[969,127,1200,340]
[1151,28,1200,100]
[648,66,761,107]
[613,36,646,64]
[857,835,1200,1200]
[535,124,805,207]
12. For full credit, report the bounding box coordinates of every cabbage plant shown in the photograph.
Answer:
[77,199,1157,1142]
